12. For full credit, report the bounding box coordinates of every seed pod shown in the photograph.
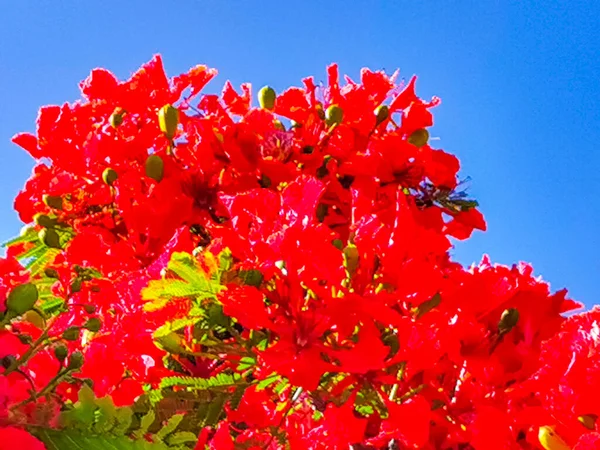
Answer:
[158,104,180,139]
[67,351,84,370]
[325,104,343,127]
[34,214,56,228]
[408,128,429,148]
[84,317,102,332]
[6,283,39,315]
[498,308,520,334]
[258,86,277,110]
[54,344,68,362]
[109,110,124,128]
[145,155,164,183]
[102,168,118,186]
[62,326,80,342]
[374,105,389,126]
[43,194,63,210]
[39,228,61,249]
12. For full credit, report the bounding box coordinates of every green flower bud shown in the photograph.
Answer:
[158,104,180,139]
[408,128,429,148]
[54,344,68,362]
[258,86,276,110]
[145,155,164,183]
[83,304,97,314]
[67,351,84,370]
[6,283,39,315]
[109,110,124,128]
[44,268,59,279]
[239,269,263,287]
[2,355,16,370]
[43,194,63,210]
[17,334,33,345]
[325,104,344,127]
[34,214,56,228]
[498,308,520,334]
[63,326,81,341]
[84,317,102,332]
[374,105,389,126]
[102,168,118,186]
[39,228,61,249]
[70,278,82,294]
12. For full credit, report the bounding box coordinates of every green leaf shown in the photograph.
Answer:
[27,248,61,276]
[229,385,247,411]
[156,413,184,441]
[133,410,156,440]
[153,316,203,339]
[39,296,65,315]
[160,372,242,390]
[36,429,171,450]
[165,431,198,446]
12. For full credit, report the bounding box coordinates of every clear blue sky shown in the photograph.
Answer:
[1,1,598,306]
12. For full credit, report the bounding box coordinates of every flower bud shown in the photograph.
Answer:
[239,269,263,287]
[408,128,429,148]
[84,317,102,332]
[71,278,82,294]
[34,214,56,228]
[498,308,520,334]
[44,268,59,278]
[42,194,63,210]
[158,104,180,139]
[6,283,39,315]
[54,344,68,362]
[62,326,80,341]
[67,351,84,370]
[374,105,389,126]
[325,104,343,127]
[17,334,33,345]
[258,86,276,110]
[102,168,118,186]
[145,155,164,183]
[109,109,124,128]
[39,228,61,249]
[83,304,96,314]
[2,355,16,370]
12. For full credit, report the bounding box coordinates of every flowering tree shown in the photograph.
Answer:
[0,56,597,449]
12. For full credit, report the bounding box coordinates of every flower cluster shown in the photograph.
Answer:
[0,56,595,449]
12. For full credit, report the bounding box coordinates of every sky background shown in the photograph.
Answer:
[0,1,598,306]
